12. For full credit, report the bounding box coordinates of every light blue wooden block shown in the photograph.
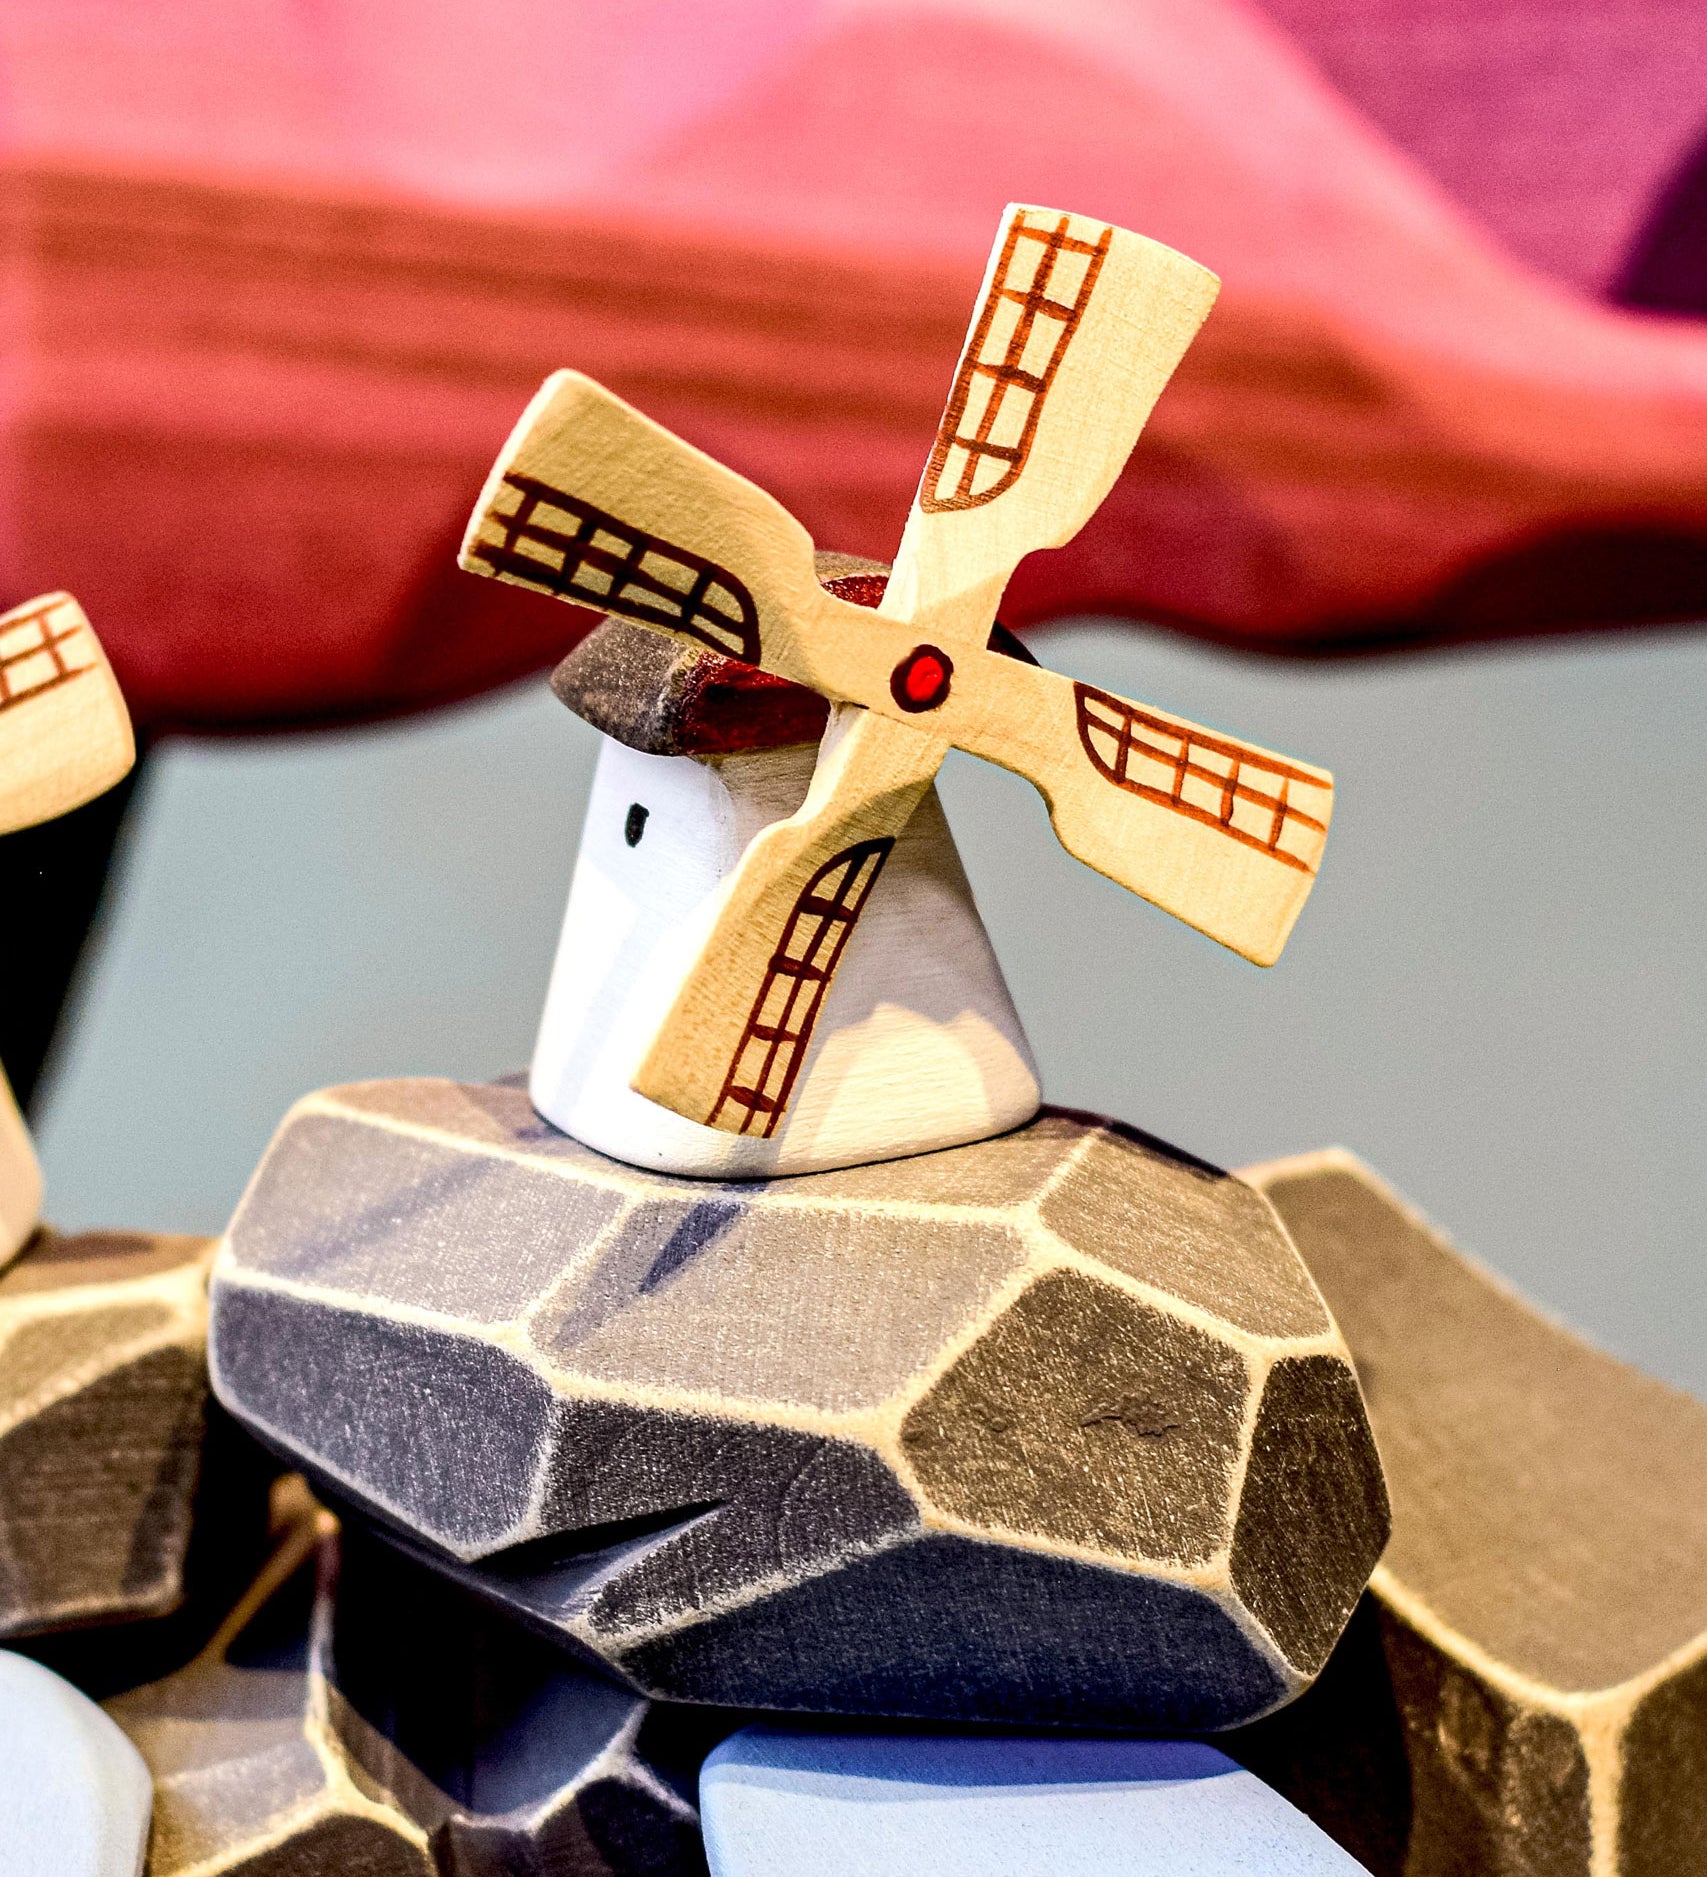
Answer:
[701,1728,1371,1877]
[0,1651,152,1877]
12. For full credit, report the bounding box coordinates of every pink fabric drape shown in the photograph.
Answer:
[5,0,1707,727]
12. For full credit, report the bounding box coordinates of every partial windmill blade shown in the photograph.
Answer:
[631,708,949,1134]
[949,656,1333,965]
[884,205,1219,632]
[0,594,135,836]
[0,592,131,1260]
[460,371,866,691]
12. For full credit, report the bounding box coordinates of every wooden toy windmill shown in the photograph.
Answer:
[462,205,1332,1148]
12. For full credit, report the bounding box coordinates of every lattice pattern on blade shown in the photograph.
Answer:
[470,472,761,666]
[708,839,896,1136]
[1074,684,1329,874]
[921,211,1112,514]
[0,598,97,716]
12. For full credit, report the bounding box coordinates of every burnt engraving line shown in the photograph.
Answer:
[0,604,90,714]
[921,211,1112,514]
[708,838,897,1136]
[1074,683,1327,873]
[471,472,762,666]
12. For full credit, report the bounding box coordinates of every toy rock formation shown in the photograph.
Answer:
[531,554,1041,1178]
[1227,1152,1707,1877]
[0,1228,216,1639]
[208,1076,1388,1730]
[0,1204,726,1877]
[111,1476,730,1876]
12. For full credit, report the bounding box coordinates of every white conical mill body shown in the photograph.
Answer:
[530,734,1040,1177]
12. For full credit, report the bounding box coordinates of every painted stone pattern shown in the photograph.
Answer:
[110,1476,727,1876]
[209,1077,1389,1729]
[1227,1152,1707,1877]
[0,1228,214,1638]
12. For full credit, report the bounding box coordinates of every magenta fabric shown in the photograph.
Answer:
[1254,0,1707,306]
[4,0,1707,727]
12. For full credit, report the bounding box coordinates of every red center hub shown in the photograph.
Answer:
[890,644,954,713]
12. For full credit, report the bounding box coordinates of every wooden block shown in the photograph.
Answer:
[108,1475,732,1876]
[1228,1151,1707,1877]
[0,1067,43,1269]
[209,1078,1387,1728]
[461,205,1333,1138]
[0,593,135,837]
[0,1228,214,1638]
[0,1650,152,1877]
[701,1728,1372,1877]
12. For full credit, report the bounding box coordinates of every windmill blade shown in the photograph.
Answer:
[459,370,863,688]
[953,655,1332,966]
[0,594,134,836]
[885,205,1219,631]
[631,708,949,1134]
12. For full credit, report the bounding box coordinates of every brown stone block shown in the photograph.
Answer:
[0,1226,215,1637]
[209,1079,1389,1728]
[108,1478,728,1876]
[1229,1151,1707,1877]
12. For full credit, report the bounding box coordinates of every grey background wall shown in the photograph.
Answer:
[34,620,1707,1398]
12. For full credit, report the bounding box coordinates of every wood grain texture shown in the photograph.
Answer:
[1231,1150,1707,1877]
[208,1078,1388,1728]
[459,203,1330,1137]
[700,1729,1372,1877]
[0,593,134,837]
[107,1476,726,1876]
[0,1650,151,1877]
[0,1228,213,1640]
